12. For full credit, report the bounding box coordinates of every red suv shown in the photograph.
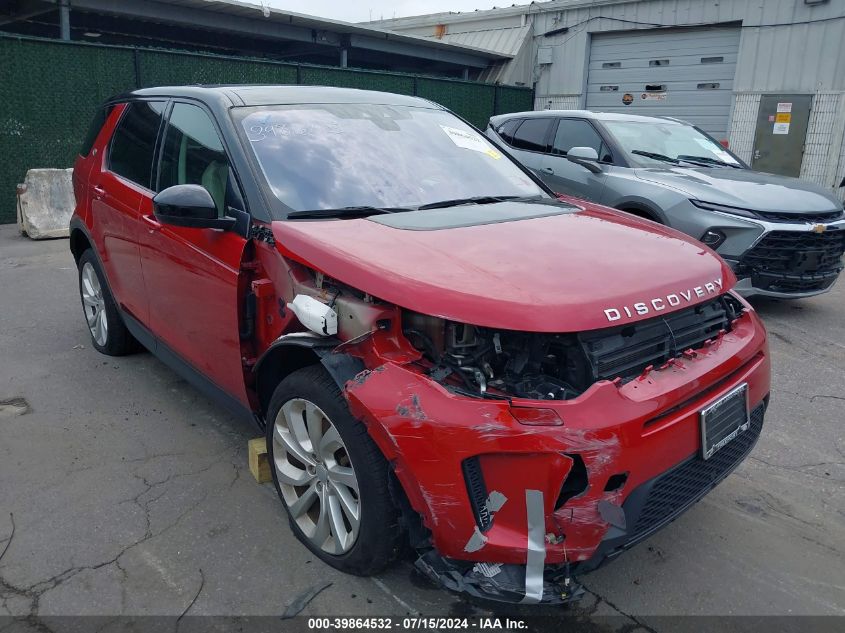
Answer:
[71,86,770,605]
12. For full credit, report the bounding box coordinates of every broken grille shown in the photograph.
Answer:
[579,296,739,384]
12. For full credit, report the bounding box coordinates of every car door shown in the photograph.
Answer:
[92,100,167,325]
[498,117,554,175]
[541,118,610,202]
[139,100,251,406]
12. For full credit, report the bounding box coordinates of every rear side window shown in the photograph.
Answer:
[510,118,552,152]
[108,101,166,189]
[551,119,613,162]
[496,119,521,144]
[79,105,113,157]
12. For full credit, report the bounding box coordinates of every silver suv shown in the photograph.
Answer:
[486,110,845,299]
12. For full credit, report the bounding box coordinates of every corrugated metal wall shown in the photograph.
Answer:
[583,26,741,140]
[528,0,845,96]
[726,93,761,164]
[534,94,582,110]
[0,35,533,224]
[836,131,845,202]
[800,93,843,186]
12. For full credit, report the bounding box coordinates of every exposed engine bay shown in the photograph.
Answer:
[284,265,745,403]
[403,312,588,400]
[403,293,744,400]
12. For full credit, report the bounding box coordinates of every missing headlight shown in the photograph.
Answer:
[402,312,589,400]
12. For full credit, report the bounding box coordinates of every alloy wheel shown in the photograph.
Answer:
[80,262,107,347]
[272,398,361,554]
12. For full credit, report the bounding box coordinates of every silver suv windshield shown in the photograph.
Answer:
[603,120,742,168]
[236,103,547,214]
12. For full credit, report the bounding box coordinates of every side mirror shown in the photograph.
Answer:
[566,146,603,174]
[153,185,236,230]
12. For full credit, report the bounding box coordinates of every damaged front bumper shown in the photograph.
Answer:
[344,309,770,605]
[415,550,585,605]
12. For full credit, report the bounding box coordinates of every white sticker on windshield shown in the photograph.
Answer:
[440,125,501,159]
[693,138,738,164]
[716,150,739,164]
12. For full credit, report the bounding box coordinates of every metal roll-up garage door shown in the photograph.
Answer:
[585,27,741,143]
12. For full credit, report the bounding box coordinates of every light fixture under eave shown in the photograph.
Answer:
[83,32,101,38]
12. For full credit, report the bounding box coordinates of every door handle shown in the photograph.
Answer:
[541,167,554,175]
[92,185,106,199]
[141,214,162,232]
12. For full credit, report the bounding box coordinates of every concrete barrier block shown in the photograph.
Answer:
[16,168,75,240]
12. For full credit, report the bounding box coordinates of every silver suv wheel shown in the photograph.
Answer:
[272,397,361,554]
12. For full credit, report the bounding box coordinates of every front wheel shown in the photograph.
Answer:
[266,365,402,575]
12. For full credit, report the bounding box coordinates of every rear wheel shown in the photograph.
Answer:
[266,365,402,575]
[77,249,136,356]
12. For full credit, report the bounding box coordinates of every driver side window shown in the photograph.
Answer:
[158,103,234,217]
[552,119,613,163]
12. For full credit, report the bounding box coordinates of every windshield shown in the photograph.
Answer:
[603,120,741,167]
[236,104,546,214]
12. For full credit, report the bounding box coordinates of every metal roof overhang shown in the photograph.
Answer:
[38,0,510,68]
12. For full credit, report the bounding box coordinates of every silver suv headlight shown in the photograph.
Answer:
[690,200,758,219]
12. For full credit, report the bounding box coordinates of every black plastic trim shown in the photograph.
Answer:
[120,311,258,428]
[462,456,492,532]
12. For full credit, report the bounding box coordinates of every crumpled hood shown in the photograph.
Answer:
[272,203,735,333]
[634,166,843,214]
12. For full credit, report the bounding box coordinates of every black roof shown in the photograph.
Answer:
[126,85,440,108]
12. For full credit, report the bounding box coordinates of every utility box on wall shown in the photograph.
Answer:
[751,94,813,177]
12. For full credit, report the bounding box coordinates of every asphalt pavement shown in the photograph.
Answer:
[0,224,843,628]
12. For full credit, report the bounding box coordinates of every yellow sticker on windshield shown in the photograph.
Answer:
[485,148,502,160]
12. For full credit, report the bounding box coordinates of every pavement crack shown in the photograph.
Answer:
[177,567,205,624]
[810,394,845,403]
[0,513,14,566]
[228,462,242,489]
[581,584,658,633]
[281,581,333,619]
[114,557,129,613]
[749,456,844,481]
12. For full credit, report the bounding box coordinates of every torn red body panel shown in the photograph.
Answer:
[70,86,773,605]
[346,307,768,566]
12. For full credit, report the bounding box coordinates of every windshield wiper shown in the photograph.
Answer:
[677,154,742,168]
[416,195,526,210]
[631,149,680,165]
[631,149,723,168]
[287,205,413,220]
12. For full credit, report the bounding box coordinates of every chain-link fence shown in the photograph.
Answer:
[0,34,533,224]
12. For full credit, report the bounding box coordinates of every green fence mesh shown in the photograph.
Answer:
[299,66,416,95]
[496,86,535,120]
[0,37,136,224]
[138,50,298,87]
[0,35,533,224]
[417,77,497,129]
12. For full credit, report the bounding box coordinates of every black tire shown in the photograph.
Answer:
[77,249,136,356]
[266,365,402,575]
[619,207,662,224]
